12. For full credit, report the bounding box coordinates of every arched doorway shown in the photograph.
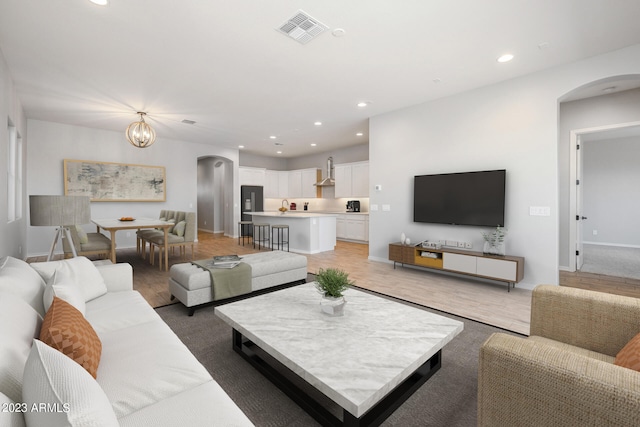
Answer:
[197,156,234,237]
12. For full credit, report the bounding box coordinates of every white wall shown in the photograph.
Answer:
[369,43,640,289]
[285,143,369,171]
[582,136,640,247]
[0,48,28,259]
[239,152,287,170]
[26,120,240,256]
[240,143,369,171]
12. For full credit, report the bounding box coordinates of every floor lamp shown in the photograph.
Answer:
[29,195,91,261]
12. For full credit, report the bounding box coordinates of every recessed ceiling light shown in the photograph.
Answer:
[357,102,369,108]
[270,135,277,139]
[314,121,322,126]
[310,143,317,147]
[332,28,346,37]
[89,0,109,5]
[238,145,245,149]
[497,54,514,63]
[276,151,283,154]
[356,132,363,136]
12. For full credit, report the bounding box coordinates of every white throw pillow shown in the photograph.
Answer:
[22,340,119,427]
[0,392,26,427]
[0,256,46,316]
[0,292,42,403]
[30,257,107,303]
[43,269,86,315]
[75,225,89,244]
[173,220,187,237]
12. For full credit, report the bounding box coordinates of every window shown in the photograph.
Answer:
[7,120,21,222]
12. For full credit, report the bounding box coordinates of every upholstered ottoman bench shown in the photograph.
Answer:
[168,250,308,315]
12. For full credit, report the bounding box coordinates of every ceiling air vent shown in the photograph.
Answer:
[277,10,328,45]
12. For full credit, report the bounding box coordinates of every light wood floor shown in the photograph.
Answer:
[149,232,534,335]
[29,232,640,336]
[559,270,640,298]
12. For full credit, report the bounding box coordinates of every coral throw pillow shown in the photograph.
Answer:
[615,332,640,372]
[39,297,102,378]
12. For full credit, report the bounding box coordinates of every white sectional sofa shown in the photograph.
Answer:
[0,255,254,427]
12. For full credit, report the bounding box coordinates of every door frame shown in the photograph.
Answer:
[567,120,640,271]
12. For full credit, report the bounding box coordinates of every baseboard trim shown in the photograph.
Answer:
[583,241,640,249]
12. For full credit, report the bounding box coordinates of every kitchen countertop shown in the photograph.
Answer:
[252,211,338,218]
[261,210,369,216]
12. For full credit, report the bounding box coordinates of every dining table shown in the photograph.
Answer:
[91,218,174,270]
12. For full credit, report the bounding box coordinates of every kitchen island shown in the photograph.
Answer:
[250,212,336,254]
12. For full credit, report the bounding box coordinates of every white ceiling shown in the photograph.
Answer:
[1,0,640,157]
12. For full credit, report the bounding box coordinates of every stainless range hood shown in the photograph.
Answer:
[314,157,335,186]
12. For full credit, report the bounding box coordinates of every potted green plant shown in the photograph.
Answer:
[315,268,353,316]
[481,226,508,256]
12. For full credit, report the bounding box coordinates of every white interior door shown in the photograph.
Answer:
[576,135,585,270]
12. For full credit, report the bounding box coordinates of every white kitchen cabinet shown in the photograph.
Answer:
[351,162,369,197]
[301,169,320,198]
[334,161,369,198]
[334,164,351,198]
[239,167,266,186]
[254,168,319,199]
[336,216,346,239]
[277,171,289,198]
[284,168,320,198]
[336,214,368,242]
[265,170,289,198]
[265,170,279,198]
[288,170,302,198]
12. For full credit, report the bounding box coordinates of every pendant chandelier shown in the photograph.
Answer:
[126,112,156,148]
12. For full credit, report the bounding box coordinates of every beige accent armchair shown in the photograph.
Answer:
[478,285,640,427]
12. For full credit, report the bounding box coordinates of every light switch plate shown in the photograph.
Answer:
[382,204,391,211]
[529,206,550,216]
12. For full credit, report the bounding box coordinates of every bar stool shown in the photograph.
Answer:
[253,223,270,250]
[271,225,289,252]
[238,221,253,246]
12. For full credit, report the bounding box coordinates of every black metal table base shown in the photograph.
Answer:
[232,329,442,427]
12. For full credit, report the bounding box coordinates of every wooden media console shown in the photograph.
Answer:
[389,242,525,291]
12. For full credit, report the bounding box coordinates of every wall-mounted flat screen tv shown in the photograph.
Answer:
[413,169,506,227]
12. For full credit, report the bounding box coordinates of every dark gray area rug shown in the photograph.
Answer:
[156,288,520,427]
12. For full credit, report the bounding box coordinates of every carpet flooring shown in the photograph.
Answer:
[581,244,640,280]
[156,288,520,427]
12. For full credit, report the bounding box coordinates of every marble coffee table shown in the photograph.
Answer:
[215,283,463,426]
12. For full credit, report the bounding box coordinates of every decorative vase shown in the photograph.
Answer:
[320,295,346,316]
[483,241,505,256]
[400,232,406,245]
[405,237,411,245]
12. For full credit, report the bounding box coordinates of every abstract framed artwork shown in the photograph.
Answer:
[64,159,166,202]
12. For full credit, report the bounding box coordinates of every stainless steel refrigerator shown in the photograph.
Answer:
[241,185,263,236]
